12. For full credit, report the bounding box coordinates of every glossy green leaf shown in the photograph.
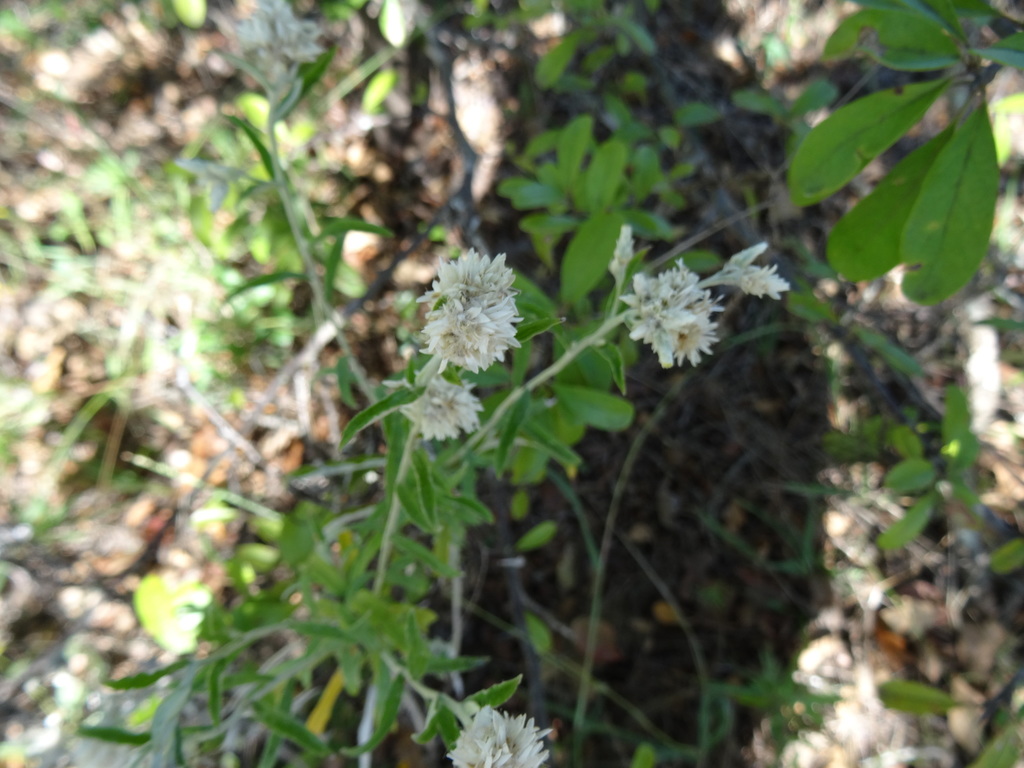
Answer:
[340,387,421,448]
[732,88,786,119]
[583,139,629,212]
[901,107,998,304]
[630,743,658,768]
[878,492,936,549]
[884,458,936,493]
[990,539,1024,574]
[524,612,553,653]
[878,679,956,714]
[823,9,961,70]
[516,317,563,343]
[827,129,951,280]
[551,383,635,431]
[496,394,530,473]
[632,145,663,200]
[791,79,839,116]
[516,520,558,552]
[788,79,950,205]
[887,424,924,459]
[560,212,625,303]
[106,660,189,690]
[854,327,924,376]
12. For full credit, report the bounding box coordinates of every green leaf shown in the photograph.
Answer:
[516,520,558,552]
[340,387,421,448]
[498,178,566,210]
[888,424,924,459]
[990,539,1024,574]
[318,217,394,241]
[151,664,197,768]
[399,454,439,533]
[226,271,308,301]
[901,107,998,304]
[226,115,275,177]
[788,79,950,205]
[557,115,593,192]
[878,679,956,714]
[732,88,786,119]
[596,343,627,394]
[537,34,582,88]
[790,79,839,116]
[253,700,331,757]
[524,612,553,653]
[516,317,563,343]
[827,129,951,281]
[469,675,522,708]
[630,743,658,768]
[854,327,924,376]
[298,47,336,102]
[497,394,531,473]
[171,0,206,28]
[79,726,151,746]
[878,492,936,549]
[521,420,582,469]
[823,9,961,70]
[363,69,398,114]
[632,145,663,201]
[379,0,407,46]
[134,574,210,655]
[560,212,625,303]
[342,664,405,755]
[675,102,721,126]
[106,660,189,690]
[394,536,459,578]
[969,730,1020,768]
[941,385,979,471]
[884,458,936,493]
[897,0,965,40]
[951,0,997,16]
[583,140,629,212]
[551,384,635,431]
[973,32,1024,68]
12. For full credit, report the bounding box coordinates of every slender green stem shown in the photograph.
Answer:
[450,312,629,465]
[372,421,420,594]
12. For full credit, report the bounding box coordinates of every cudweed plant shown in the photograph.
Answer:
[84,1,790,765]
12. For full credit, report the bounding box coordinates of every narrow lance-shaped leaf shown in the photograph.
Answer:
[788,79,950,205]
[340,387,421,448]
[901,107,998,304]
[828,129,951,281]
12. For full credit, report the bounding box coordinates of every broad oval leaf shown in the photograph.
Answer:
[560,212,625,303]
[823,9,961,71]
[877,492,936,550]
[828,129,951,281]
[884,458,936,493]
[583,139,629,212]
[788,78,950,205]
[901,107,998,304]
[551,383,635,431]
[557,115,594,192]
[172,0,206,28]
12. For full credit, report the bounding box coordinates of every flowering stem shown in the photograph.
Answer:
[451,311,629,465]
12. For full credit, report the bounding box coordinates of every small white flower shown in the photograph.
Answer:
[401,378,483,441]
[620,266,722,368]
[610,224,634,285]
[419,250,522,373]
[714,242,790,299]
[236,0,322,90]
[448,706,550,768]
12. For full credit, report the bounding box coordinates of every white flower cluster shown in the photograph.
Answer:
[420,250,522,373]
[448,707,550,768]
[236,0,322,90]
[617,231,789,368]
[713,242,790,299]
[401,377,483,441]
[620,267,722,368]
